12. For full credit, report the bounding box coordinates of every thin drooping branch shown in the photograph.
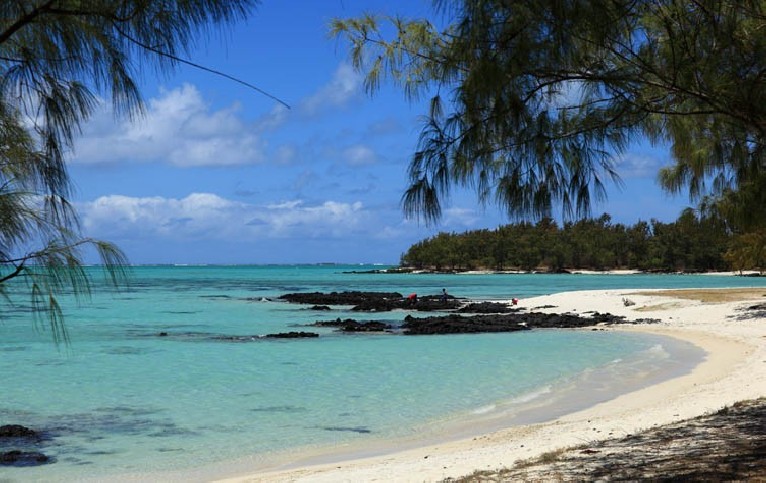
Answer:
[110,23,291,109]
[0,0,56,45]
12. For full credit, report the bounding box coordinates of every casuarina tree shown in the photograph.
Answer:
[0,0,261,343]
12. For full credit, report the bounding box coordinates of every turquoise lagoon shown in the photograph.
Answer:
[2,265,765,480]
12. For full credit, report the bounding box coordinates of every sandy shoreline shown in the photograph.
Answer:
[216,287,766,482]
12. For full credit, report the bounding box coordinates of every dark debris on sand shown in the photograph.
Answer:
[446,398,766,482]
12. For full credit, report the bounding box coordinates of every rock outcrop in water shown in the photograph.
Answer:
[0,450,51,466]
[278,290,660,335]
[0,425,38,438]
[153,331,320,341]
[455,302,519,313]
[402,311,650,335]
[265,332,319,339]
[279,291,462,312]
[278,291,403,305]
[311,318,393,332]
[0,425,52,467]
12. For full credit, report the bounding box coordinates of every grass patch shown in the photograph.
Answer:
[631,288,766,304]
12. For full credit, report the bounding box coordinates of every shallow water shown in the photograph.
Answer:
[1,266,763,480]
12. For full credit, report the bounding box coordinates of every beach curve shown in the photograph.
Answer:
[214,287,766,482]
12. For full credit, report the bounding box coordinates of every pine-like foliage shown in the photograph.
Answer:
[332,1,766,225]
[0,0,259,344]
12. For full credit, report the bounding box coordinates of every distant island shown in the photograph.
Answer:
[396,211,764,275]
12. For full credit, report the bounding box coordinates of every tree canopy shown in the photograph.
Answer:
[0,0,259,343]
[400,210,739,273]
[332,0,766,225]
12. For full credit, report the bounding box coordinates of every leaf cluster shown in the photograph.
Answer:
[333,1,766,227]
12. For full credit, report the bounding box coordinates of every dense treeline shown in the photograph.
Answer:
[400,210,762,273]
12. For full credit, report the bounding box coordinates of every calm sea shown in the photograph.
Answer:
[2,265,765,481]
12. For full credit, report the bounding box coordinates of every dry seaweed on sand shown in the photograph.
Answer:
[444,398,766,482]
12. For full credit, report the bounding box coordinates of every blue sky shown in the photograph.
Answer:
[68,0,691,265]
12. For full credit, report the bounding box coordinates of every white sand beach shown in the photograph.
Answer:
[217,287,766,482]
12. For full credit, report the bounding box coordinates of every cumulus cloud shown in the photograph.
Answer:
[79,193,371,240]
[253,200,365,237]
[71,63,365,168]
[299,63,361,116]
[73,84,265,167]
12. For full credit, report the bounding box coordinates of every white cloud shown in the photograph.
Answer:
[299,63,361,116]
[70,63,365,168]
[73,84,265,167]
[254,104,290,131]
[342,144,378,166]
[254,200,365,237]
[79,193,371,240]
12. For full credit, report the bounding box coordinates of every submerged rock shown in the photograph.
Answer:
[322,426,372,434]
[0,425,38,438]
[0,450,51,466]
[309,305,332,311]
[310,318,393,332]
[312,317,358,328]
[154,331,319,341]
[338,321,392,332]
[264,331,319,339]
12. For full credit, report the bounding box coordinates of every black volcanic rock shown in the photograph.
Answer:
[280,290,465,312]
[408,296,463,312]
[351,295,462,312]
[402,311,641,335]
[402,313,531,335]
[456,302,519,314]
[279,291,403,306]
[0,425,38,438]
[338,321,392,332]
[0,450,51,466]
[264,331,319,338]
[350,299,404,312]
[310,318,392,332]
[156,331,320,341]
[312,318,357,328]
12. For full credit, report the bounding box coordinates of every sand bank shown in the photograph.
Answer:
[217,288,766,482]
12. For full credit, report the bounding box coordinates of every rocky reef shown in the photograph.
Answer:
[401,311,641,335]
[0,425,52,467]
